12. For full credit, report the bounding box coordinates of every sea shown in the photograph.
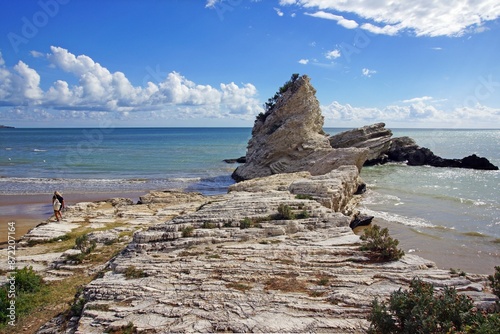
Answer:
[1,127,499,273]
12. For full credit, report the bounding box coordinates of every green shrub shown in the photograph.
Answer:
[12,266,43,293]
[262,73,300,115]
[360,224,404,261]
[295,194,314,200]
[75,234,96,255]
[277,204,295,220]
[240,217,253,229]
[368,278,486,333]
[488,266,500,299]
[296,210,310,219]
[201,222,216,229]
[181,226,194,237]
[0,267,45,325]
[124,266,147,279]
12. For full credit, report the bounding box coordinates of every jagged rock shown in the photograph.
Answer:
[232,75,369,181]
[329,123,499,170]
[329,122,393,162]
[388,138,499,170]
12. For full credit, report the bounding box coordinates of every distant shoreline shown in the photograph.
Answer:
[0,125,15,128]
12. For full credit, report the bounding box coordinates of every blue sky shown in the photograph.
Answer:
[1,0,500,128]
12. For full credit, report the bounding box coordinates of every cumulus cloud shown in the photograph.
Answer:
[274,7,284,16]
[280,0,500,37]
[298,59,309,64]
[321,99,500,128]
[0,46,263,122]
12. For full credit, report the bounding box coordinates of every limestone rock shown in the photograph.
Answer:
[329,122,393,162]
[232,75,368,181]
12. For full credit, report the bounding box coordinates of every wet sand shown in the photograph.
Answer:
[1,192,498,275]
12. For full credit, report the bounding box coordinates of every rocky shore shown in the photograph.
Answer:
[2,74,498,333]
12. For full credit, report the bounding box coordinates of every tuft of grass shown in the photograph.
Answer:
[181,226,195,237]
[277,204,295,220]
[449,268,467,277]
[123,266,147,280]
[295,194,314,200]
[201,222,216,229]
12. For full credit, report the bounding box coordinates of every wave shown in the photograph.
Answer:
[33,149,47,152]
[361,207,437,228]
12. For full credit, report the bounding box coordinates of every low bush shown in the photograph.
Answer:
[181,226,194,237]
[360,224,404,261]
[488,266,500,299]
[0,266,45,326]
[368,278,499,333]
[124,266,147,279]
[277,204,295,220]
[75,234,96,255]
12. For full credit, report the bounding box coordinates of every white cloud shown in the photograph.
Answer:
[305,11,358,29]
[321,99,500,128]
[361,68,377,77]
[274,7,284,16]
[0,46,263,123]
[298,59,309,65]
[402,96,433,103]
[205,0,219,8]
[281,0,500,37]
[325,49,341,59]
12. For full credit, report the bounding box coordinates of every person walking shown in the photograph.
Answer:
[52,191,65,221]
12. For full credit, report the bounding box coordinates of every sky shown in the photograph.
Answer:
[0,0,500,128]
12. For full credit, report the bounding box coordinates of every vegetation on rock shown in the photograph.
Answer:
[368,278,500,333]
[360,224,404,261]
[257,73,300,122]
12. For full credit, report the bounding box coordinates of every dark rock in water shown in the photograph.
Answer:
[349,214,374,229]
[354,183,367,195]
[330,123,499,171]
[460,154,499,170]
[388,139,499,170]
[223,157,246,164]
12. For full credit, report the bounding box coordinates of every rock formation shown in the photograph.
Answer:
[329,122,392,162]
[232,75,369,181]
[329,123,499,170]
[24,188,496,334]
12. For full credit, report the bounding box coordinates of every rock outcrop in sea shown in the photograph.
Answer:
[232,75,369,181]
[329,123,499,170]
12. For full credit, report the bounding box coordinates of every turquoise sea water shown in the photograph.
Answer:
[1,127,499,271]
[0,127,252,195]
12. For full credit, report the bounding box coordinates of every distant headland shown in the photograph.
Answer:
[0,125,15,128]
